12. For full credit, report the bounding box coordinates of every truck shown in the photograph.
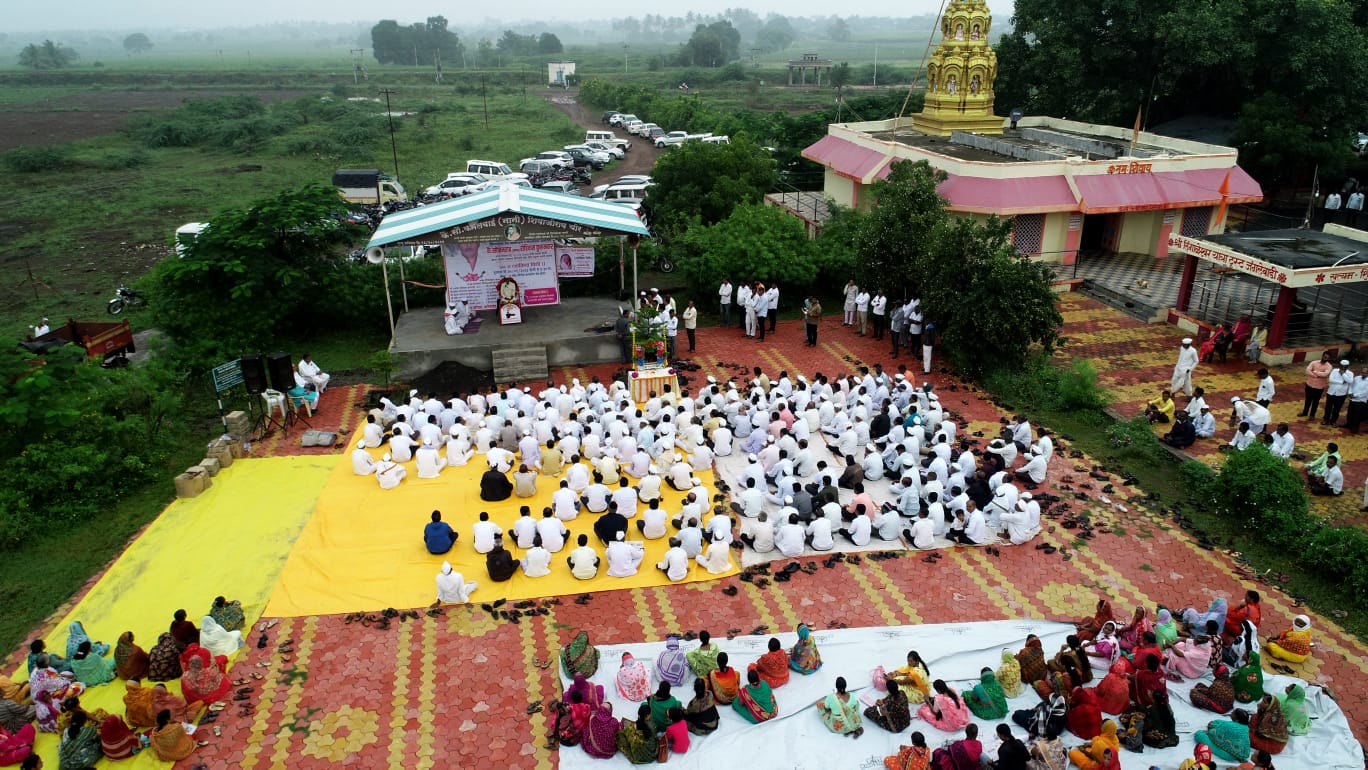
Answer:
[21,319,136,367]
[332,168,407,205]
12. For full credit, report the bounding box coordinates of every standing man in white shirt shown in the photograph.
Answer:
[1171,338,1199,397]
[718,277,733,327]
[1347,366,1368,433]
[766,283,779,334]
[870,290,887,341]
[1348,188,1365,227]
[738,282,755,336]
[1255,368,1275,408]
[665,308,679,360]
[754,283,769,341]
[682,300,698,353]
[1325,359,1354,427]
[855,288,871,336]
[842,280,859,326]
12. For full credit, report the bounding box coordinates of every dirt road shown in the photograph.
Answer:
[544,89,660,183]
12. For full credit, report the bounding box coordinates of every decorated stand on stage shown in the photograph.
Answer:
[629,304,677,403]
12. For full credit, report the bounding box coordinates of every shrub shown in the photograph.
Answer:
[96,149,149,170]
[1058,359,1111,412]
[1204,443,1308,547]
[1179,460,1216,497]
[1105,416,1169,464]
[2,146,71,172]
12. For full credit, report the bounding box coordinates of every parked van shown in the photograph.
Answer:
[586,130,632,153]
[701,135,730,145]
[466,159,528,182]
[603,183,651,203]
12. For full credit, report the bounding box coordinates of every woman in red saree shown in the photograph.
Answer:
[1116,607,1152,653]
[1129,653,1166,709]
[1067,686,1103,740]
[707,652,740,705]
[99,714,139,760]
[1093,659,1131,714]
[178,644,229,709]
[749,637,791,688]
[1076,600,1115,643]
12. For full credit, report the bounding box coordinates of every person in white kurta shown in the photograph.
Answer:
[522,538,552,577]
[471,513,502,554]
[696,535,733,574]
[297,355,330,393]
[657,538,690,581]
[415,443,447,478]
[352,440,376,475]
[567,535,600,580]
[436,561,478,603]
[855,290,871,335]
[842,280,859,325]
[375,454,406,489]
[362,416,385,448]
[1171,338,1199,396]
[606,531,645,577]
[999,503,1039,545]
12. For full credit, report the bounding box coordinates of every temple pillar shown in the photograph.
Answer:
[1175,255,1198,312]
[788,67,794,86]
[1267,286,1296,349]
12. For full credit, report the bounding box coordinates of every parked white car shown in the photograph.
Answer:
[581,140,624,159]
[519,151,573,169]
[424,173,490,197]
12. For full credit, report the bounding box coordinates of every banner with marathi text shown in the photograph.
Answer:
[442,240,561,310]
[556,246,596,278]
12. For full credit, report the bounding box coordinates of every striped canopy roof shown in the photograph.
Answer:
[366,185,650,248]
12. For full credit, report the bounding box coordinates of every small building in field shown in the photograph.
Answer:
[548,61,575,87]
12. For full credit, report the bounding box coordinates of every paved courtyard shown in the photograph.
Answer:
[11,298,1367,768]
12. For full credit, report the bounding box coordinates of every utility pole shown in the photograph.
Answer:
[379,89,401,183]
[481,73,489,130]
[874,45,879,87]
[435,48,443,84]
[623,45,629,74]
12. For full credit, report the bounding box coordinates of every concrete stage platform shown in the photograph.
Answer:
[392,298,625,378]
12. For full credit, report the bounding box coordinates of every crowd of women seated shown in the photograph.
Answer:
[0,596,246,767]
[549,590,1318,768]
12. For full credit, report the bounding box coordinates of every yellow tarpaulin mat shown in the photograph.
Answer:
[13,455,335,768]
[265,432,738,617]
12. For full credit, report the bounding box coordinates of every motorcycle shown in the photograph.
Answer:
[107,283,145,315]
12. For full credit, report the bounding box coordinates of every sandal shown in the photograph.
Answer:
[251,672,264,680]
[233,679,249,686]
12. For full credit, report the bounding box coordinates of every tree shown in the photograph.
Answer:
[17,40,77,70]
[148,185,366,359]
[676,204,819,293]
[830,62,852,98]
[641,135,777,240]
[756,15,797,53]
[850,160,1062,375]
[370,17,463,66]
[537,33,563,54]
[123,33,152,54]
[827,18,851,43]
[677,20,741,67]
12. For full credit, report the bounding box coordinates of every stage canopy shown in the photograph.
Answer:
[366,185,651,248]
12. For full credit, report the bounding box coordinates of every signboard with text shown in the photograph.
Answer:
[443,240,561,310]
[430,213,609,244]
[556,246,596,278]
[1167,234,1368,289]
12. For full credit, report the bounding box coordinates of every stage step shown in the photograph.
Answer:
[491,345,549,384]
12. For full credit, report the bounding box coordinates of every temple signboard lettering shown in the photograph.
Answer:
[1106,161,1153,175]
[1167,233,1368,288]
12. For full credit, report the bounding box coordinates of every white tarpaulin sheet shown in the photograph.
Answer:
[557,620,1362,770]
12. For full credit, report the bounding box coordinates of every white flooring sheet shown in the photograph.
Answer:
[557,620,1362,770]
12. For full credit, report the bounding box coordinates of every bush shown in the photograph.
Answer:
[95,149,149,170]
[1058,359,1111,412]
[2,146,71,172]
[1204,443,1309,547]
[1179,460,1216,496]
[1303,524,1368,595]
[1106,416,1169,464]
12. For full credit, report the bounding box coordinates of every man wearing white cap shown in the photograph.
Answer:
[606,531,645,577]
[352,439,377,475]
[1324,359,1353,426]
[1230,396,1270,434]
[1015,446,1049,485]
[375,452,406,489]
[415,441,448,479]
[1171,338,1199,396]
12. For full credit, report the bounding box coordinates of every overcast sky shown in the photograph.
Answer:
[9,0,973,32]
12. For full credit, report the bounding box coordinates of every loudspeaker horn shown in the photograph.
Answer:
[365,246,385,264]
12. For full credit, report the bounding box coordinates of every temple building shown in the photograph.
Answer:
[789,0,1263,269]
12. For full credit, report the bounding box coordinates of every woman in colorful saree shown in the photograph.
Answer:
[1265,615,1312,663]
[964,668,1008,719]
[1153,609,1180,649]
[750,637,791,688]
[916,679,970,732]
[656,635,689,688]
[1181,599,1229,636]
[70,641,116,688]
[65,621,109,660]
[149,708,195,762]
[1167,631,1214,680]
[929,723,982,770]
[615,703,659,764]
[567,673,604,710]
[1092,659,1131,715]
[561,630,600,678]
[1075,599,1115,643]
[27,640,70,675]
[1066,718,1118,769]
[788,623,822,674]
[146,633,182,682]
[554,690,592,748]
[1142,690,1179,748]
[866,680,912,733]
[1016,636,1049,688]
[707,652,740,705]
[1195,715,1252,762]
[122,680,157,728]
[99,714,139,760]
[644,681,681,732]
[685,630,720,677]
[883,730,930,770]
[151,683,189,723]
[1248,694,1289,755]
[816,676,863,737]
[1190,665,1235,713]
[208,595,246,632]
[1232,649,1264,704]
[684,677,718,735]
[615,652,652,702]
[580,702,619,759]
[1048,636,1093,685]
[1277,683,1311,736]
[179,644,229,709]
[0,721,35,766]
[1068,684,1104,740]
[886,650,931,704]
[57,711,103,769]
[733,668,777,724]
[1116,607,1152,653]
[113,632,149,681]
[1083,622,1121,670]
[996,648,1024,698]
